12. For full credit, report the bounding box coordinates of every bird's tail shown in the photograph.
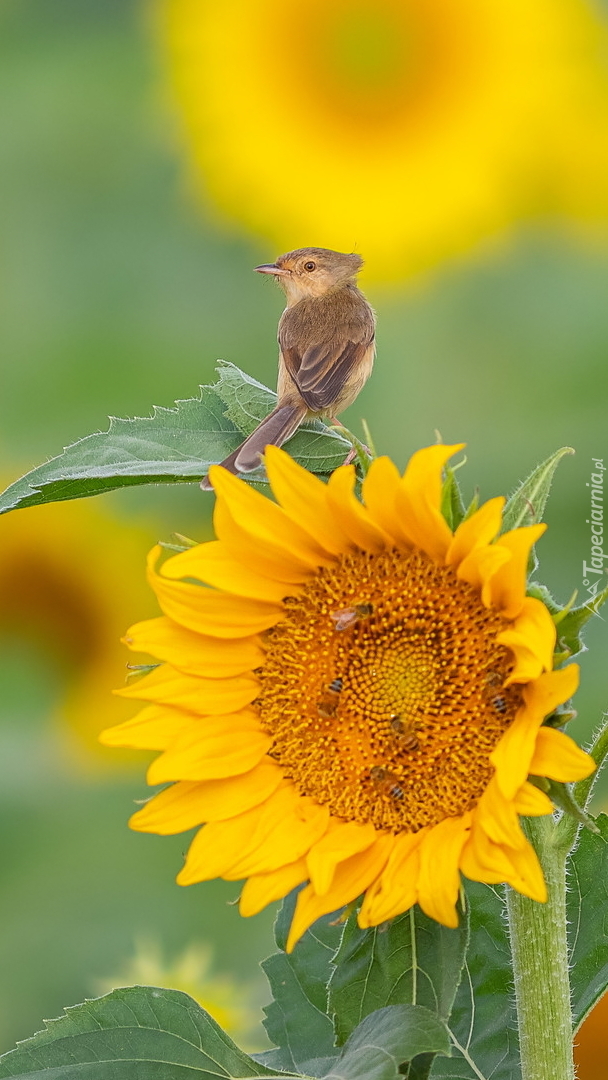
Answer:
[201,402,307,490]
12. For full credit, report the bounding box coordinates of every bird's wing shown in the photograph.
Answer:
[280,335,374,413]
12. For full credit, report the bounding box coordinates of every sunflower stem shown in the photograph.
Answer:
[505,815,574,1080]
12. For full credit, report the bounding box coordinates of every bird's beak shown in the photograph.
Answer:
[254,263,291,276]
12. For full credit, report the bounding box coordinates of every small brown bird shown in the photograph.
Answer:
[201,247,375,489]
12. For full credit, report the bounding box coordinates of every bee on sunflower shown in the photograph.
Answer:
[101,442,592,951]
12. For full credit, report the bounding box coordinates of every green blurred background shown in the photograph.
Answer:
[1,0,607,1060]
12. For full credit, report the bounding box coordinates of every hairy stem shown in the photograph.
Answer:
[505,816,573,1080]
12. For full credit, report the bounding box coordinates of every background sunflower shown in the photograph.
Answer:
[161,0,608,280]
[1,0,608,1074]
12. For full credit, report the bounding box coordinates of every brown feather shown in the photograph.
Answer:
[200,402,307,488]
[234,403,307,471]
[278,284,375,413]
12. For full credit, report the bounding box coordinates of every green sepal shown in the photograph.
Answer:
[501,447,574,533]
[527,580,608,663]
[526,582,563,617]
[461,490,479,523]
[552,584,608,660]
[125,663,160,680]
[541,705,578,729]
[529,776,600,835]
[440,466,467,531]
[159,533,199,553]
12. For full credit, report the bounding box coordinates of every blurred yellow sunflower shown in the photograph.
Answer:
[159,0,608,280]
[101,444,593,949]
[94,938,259,1047]
[0,496,156,764]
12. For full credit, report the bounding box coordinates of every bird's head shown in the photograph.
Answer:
[254,248,364,303]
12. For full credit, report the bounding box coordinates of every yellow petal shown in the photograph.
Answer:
[130,760,284,834]
[306,820,377,895]
[224,793,330,880]
[326,465,392,552]
[361,456,403,543]
[213,498,309,585]
[99,703,192,750]
[239,859,309,917]
[116,663,259,716]
[123,615,263,677]
[147,709,271,783]
[210,465,333,573]
[523,664,580,716]
[358,831,424,927]
[446,496,505,567]
[396,443,465,563]
[490,709,545,802]
[529,727,595,783]
[461,822,547,902]
[512,780,554,817]
[498,597,556,686]
[286,835,394,952]
[417,813,471,927]
[499,642,545,685]
[178,800,271,883]
[264,445,351,556]
[456,543,511,592]
[491,666,580,799]
[487,525,547,619]
[160,541,292,603]
[505,841,548,903]
[148,547,282,637]
[475,776,527,850]
[177,783,325,884]
[460,821,519,884]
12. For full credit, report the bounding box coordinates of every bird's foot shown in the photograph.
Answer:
[327,420,374,475]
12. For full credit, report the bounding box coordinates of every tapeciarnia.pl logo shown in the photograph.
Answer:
[582,457,607,609]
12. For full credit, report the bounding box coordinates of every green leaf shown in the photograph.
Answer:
[0,363,351,516]
[568,813,608,1030]
[258,891,343,1076]
[328,906,468,1045]
[0,986,298,1080]
[0,386,238,514]
[259,899,454,1080]
[214,360,277,434]
[430,883,520,1080]
[322,1006,450,1080]
[501,447,574,533]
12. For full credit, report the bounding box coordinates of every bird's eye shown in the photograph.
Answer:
[304,261,316,271]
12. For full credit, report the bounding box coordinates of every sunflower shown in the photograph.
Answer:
[0,494,156,764]
[101,444,593,949]
[159,0,608,281]
[94,938,259,1046]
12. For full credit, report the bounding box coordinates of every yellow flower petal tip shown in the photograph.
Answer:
[104,444,587,943]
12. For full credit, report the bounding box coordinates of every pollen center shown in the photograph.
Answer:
[255,548,522,832]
